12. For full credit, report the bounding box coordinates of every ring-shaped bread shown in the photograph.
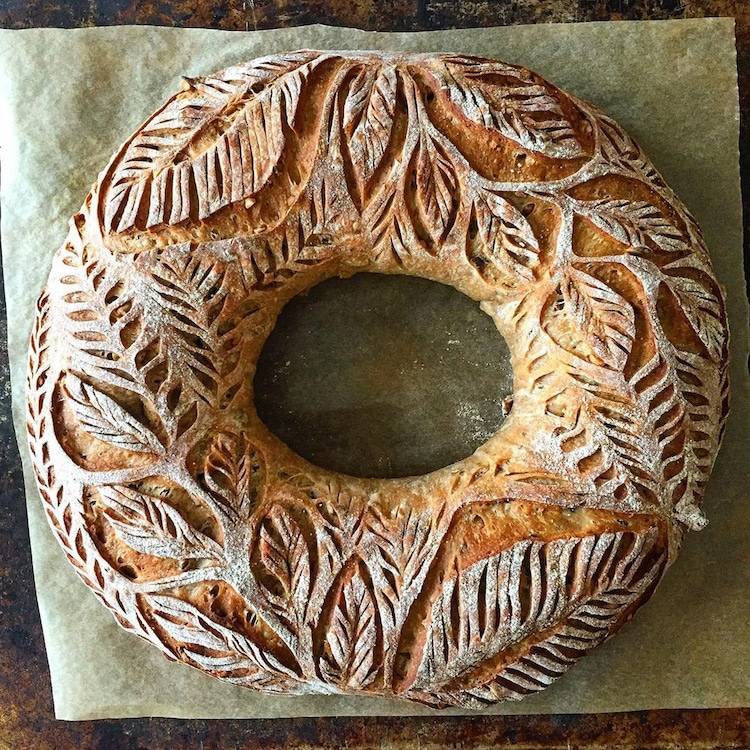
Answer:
[27,51,729,707]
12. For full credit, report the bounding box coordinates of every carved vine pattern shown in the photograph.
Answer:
[27,52,728,707]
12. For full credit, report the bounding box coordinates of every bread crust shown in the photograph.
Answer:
[26,51,729,707]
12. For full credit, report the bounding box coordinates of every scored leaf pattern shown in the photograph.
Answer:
[468,189,540,281]
[560,376,661,509]
[321,571,379,690]
[594,112,664,187]
[439,56,585,158]
[343,65,398,186]
[412,133,459,245]
[98,485,225,562]
[31,52,727,708]
[149,594,300,690]
[58,224,148,389]
[367,183,412,264]
[202,432,264,520]
[430,539,662,707]
[104,52,319,233]
[631,354,691,507]
[572,198,686,253]
[66,374,164,454]
[551,267,635,368]
[412,529,663,698]
[661,272,724,361]
[258,506,311,627]
[672,349,726,527]
[367,506,438,622]
[106,243,260,445]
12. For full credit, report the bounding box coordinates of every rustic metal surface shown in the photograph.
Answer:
[0,1,748,748]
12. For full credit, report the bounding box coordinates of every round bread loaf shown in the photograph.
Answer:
[26,51,729,708]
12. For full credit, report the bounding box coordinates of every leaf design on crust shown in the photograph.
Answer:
[661,273,724,361]
[258,506,311,626]
[557,379,659,510]
[104,52,319,233]
[343,65,398,186]
[572,198,686,253]
[549,268,635,368]
[321,570,379,689]
[410,529,663,703]
[594,113,664,187]
[440,56,584,159]
[59,228,147,381]
[467,190,539,281]
[367,505,441,624]
[411,133,458,245]
[368,186,411,265]
[673,349,724,521]
[66,374,163,454]
[98,485,225,561]
[138,244,256,412]
[203,432,264,520]
[150,594,300,689]
[589,404,657,501]
[310,492,369,591]
[631,354,690,494]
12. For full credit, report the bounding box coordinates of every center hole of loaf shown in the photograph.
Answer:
[254,273,513,479]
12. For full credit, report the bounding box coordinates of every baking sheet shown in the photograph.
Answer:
[0,18,747,720]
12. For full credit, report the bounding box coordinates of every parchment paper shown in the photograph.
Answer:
[1,19,747,720]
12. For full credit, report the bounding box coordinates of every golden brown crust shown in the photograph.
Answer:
[26,51,729,708]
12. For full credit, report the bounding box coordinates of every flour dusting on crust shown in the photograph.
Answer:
[26,51,729,708]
